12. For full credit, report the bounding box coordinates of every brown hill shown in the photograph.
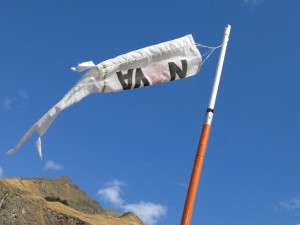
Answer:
[0,176,145,225]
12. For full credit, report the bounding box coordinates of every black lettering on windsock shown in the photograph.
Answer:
[168,60,187,81]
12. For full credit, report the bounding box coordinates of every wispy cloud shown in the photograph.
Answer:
[179,182,188,188]
[2,90,29,110]
[3,97,16,110]
[0,167,3,177]
[97,179,167,225]
[18,90,29,101]
[274,195,300,212]
[243,0,265,8]
[44,161,63,171]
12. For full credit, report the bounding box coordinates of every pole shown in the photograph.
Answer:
[180,24,231,225]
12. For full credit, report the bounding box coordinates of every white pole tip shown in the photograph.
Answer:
[225,24,231,35]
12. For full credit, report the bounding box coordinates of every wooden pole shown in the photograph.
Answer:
[181,24,231,225]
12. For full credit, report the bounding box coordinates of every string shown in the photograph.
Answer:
[195,40,228,65]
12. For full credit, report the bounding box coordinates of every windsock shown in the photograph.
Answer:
[7,35,202,158]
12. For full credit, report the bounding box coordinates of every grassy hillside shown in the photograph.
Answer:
[0,177,144,225]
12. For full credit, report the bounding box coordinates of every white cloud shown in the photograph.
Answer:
[277,195,300,211]
[97,179,167,225]
[44,161,63,171]
[97,180,124,207]
[0,167,3,177]
[124,201,167,225]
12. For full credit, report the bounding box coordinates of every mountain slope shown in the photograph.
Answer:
[0,177,144,225]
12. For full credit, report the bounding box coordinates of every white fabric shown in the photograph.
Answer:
[36,137,42,159]
[71,61,96,72]
[7,35,202,158]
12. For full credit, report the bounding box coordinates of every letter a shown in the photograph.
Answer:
[117,69,133,90]
[168,59,187,81]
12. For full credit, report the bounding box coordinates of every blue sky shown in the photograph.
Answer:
[1,0,300,224]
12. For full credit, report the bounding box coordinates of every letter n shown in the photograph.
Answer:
[168,59,188,81]
[117,69,133,90]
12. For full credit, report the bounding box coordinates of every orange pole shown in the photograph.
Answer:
[181,124,211,225]
[180,24,231,225]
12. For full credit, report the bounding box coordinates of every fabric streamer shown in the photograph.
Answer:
[7,35,202,158]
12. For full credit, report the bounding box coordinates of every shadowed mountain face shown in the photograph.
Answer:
[0,176,145,225]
